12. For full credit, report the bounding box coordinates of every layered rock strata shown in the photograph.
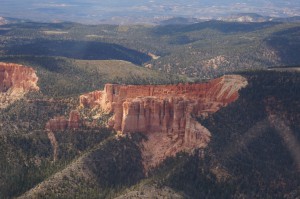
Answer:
[80,75,248,169]
[80,75,247,135]
[0,62,39,108]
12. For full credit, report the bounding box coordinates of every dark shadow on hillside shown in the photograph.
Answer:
[201,71,300,196]
[265,26,300,65]
[0,56,106,97]
[152,20,280,35]
[0,29,10,35]
[5,39,151,65]
[5,21,80,30]
[0,56,69,72]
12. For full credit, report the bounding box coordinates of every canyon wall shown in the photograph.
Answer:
[0,62,39,108]
[80,75,248,170]
[80,75,247,135]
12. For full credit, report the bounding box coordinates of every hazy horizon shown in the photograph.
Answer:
[1,0,300,24]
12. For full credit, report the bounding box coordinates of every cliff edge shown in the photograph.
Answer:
[0,62,39,108]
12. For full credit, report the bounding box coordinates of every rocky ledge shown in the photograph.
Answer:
[0,62,39,108]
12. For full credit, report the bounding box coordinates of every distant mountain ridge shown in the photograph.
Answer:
[1,14,300,26]
[159,17,201,25]
[1,0,300,24]
[218,13,300,23]
[0,16,31,25]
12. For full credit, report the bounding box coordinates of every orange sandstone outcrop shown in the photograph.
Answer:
[46,110,81,132]
[0,62,39,108]
[80,75,248,170]
[79,91,102,108]
[68,110,81,129]
[80,75,247,134]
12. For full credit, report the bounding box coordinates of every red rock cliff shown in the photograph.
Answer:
[0,62,39,108]
[80,75,247,134]
[80,75,247,170]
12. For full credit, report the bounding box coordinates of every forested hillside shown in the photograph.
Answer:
[0,19,299,198]
[133,70,300,199]
[1,20,300,79]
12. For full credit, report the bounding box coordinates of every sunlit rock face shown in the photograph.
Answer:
[80,75,248,170]
[80,75,247,135]
[0,62,39,108]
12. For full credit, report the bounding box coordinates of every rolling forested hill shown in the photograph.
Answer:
[1,19,300,79]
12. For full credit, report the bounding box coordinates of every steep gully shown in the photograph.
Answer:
[265,98,300,172]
